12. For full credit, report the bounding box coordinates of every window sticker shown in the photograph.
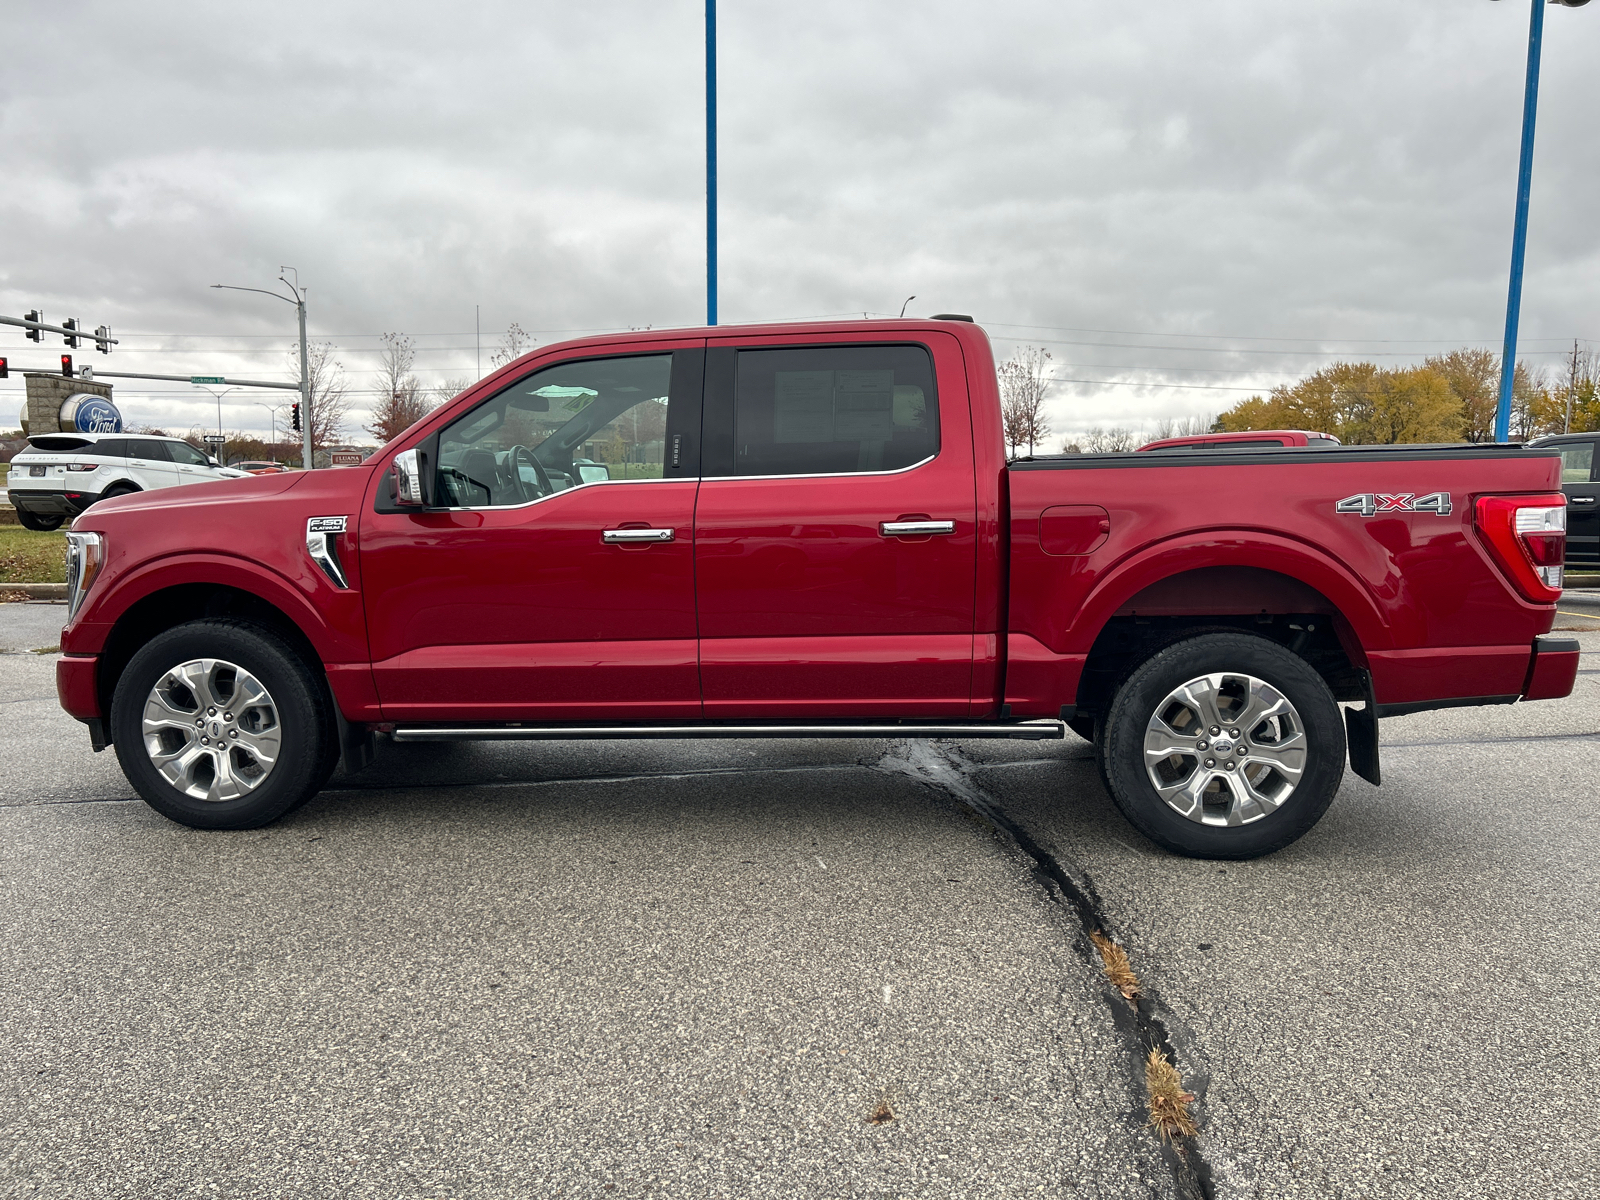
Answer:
[833,370,895,441]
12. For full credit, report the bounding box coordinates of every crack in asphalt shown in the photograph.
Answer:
[874,738,1216,1200]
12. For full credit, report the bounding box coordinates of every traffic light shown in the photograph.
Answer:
[0,357,8,379]
[291,403,301,433]
[94,325,111,354]
[61,354,73,376]
[62,318,80,349]
[25,311,41,342]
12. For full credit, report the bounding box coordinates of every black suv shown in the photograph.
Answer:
[1530,433,1598,567]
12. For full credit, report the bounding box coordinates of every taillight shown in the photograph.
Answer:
[65,463,97,472]
[1475,494,1566,602]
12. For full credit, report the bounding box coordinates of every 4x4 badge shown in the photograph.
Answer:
[1336,492,1452,517]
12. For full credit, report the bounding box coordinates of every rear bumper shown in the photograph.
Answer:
[1369,634,1578,716]
[8,487,100,516]
[1522,634,1580,702]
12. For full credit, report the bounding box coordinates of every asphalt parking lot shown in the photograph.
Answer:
[2,601,1596,1199]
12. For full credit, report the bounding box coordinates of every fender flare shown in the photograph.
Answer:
[88,551,352,665]
[1065,531,1394,658]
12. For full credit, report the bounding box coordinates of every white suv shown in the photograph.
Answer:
[5,433,250,531]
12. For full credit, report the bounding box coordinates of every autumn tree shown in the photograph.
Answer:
[1425,349,1498,442]
[365,332,434,444]
[998,346,1052,457]
[1216,362,1461,445]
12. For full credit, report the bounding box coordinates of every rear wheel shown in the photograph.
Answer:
[1101,632,1345,859]
[15,509,64,531]
[111,619,337,830]
[96,484,139,504]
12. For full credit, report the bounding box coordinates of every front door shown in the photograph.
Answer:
[694,334,977,716]
[360,346,705,723]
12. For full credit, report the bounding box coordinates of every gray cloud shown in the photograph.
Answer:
[2,0,1596,442]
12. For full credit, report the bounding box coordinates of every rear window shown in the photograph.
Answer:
[27,436,93,452]
[86,438,130,458]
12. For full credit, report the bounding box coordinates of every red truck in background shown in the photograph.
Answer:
[1138,429,1341,452]
[54,318,1578,858]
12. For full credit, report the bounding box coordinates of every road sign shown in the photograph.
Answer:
[189,376,226,385]
[202,434,227,445]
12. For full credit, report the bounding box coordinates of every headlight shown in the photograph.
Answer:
[64,532,105,620]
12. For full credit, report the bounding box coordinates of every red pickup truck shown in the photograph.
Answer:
[54,318,1578,858]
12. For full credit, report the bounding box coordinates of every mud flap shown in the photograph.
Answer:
[1345,671,1380,786]
[336,708,377,775]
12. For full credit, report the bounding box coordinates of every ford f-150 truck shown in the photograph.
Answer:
[53,318,1579,858]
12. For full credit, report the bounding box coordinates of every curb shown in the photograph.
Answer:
[1,583,67,600]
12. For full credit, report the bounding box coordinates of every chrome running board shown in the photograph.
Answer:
[390,721,1065,743]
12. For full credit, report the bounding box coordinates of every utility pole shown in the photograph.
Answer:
[1567,338,1580,434]
[476,305,482,379]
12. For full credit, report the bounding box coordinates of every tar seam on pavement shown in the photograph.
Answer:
[876,738,1217,1200]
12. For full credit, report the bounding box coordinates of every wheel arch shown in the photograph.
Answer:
[1071,559,1378,718]
[95,578,332,722]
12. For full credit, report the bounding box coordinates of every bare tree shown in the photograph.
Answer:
[431,376,473,406]
[1074,426,1138,453]
[365,332,433,443]
[490,322,533,369]
[289,341,350,453]
[997,346,1052,457]
[1150,414,1216,440]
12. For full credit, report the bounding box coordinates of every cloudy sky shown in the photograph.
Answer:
[2,0,1597,446]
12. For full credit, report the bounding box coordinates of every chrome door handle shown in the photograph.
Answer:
[1572,496,1596,504]
[603,527,675,544]
[880,520,955,537]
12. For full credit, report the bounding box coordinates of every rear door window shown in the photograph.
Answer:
[129,439,172,462]
[1559,441,1594,483]
[715,344,938,477]
[88,439,129,458]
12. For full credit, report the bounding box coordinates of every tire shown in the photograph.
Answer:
[15,509,65,531]
[1101,632,1345,860]
[95,484,140,504]
[111,619,336,830]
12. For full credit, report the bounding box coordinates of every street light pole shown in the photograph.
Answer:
[1494,0,1546,443]
[210,272,313,468]
[255,401,286,457]
[1492,0,1591,442]
[706,0,717,327]
[198,386,240,442]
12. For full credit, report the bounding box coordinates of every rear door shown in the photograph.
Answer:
[694,333,977,716]
[1559,438,1598,565]
[126,439,181,490]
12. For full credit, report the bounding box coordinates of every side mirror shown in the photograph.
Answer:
[208,456,221,467]
[393,448,425,505]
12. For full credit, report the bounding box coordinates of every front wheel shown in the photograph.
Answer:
[1101,632,1346,859]
[111,619,338,829]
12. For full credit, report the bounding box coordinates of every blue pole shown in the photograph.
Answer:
[706,0,718,327]
[1495,0,1546,443]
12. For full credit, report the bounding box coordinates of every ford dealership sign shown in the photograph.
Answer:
[59,394,124,434]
